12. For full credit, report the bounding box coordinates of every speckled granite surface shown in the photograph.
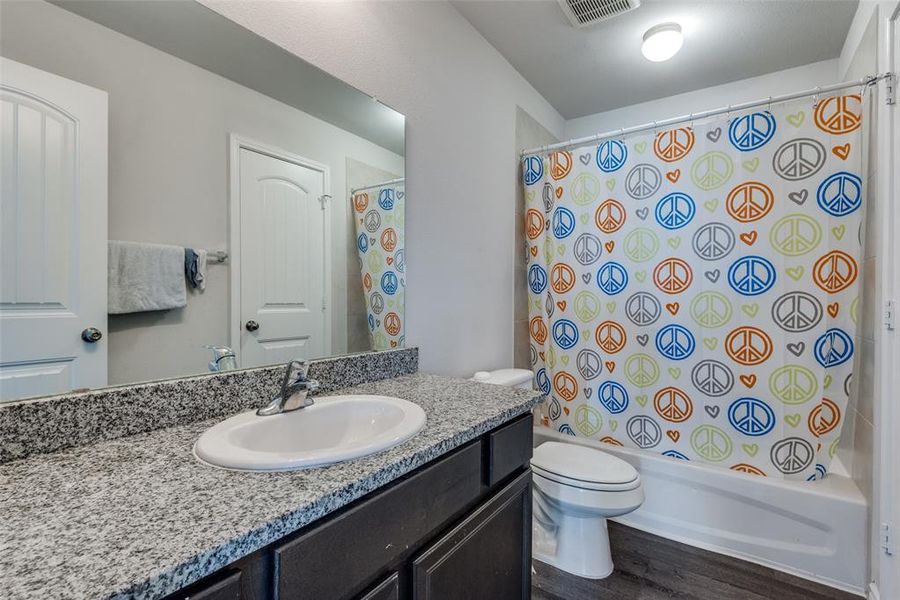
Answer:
[0,348,418,463]
[0,373,543,600]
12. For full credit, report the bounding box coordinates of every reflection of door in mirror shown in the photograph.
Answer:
[0,58,108,402]
[234,141,330,368]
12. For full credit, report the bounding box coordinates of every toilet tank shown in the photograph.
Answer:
[471,368,534,389]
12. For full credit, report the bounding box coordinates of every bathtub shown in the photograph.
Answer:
[533,427,868,596]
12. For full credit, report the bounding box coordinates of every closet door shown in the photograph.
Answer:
[0,57,108,401]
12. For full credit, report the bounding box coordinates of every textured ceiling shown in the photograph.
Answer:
[453,0,858,119]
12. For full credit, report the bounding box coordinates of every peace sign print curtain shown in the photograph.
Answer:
[524,94,866,481]
[353,181,405,351]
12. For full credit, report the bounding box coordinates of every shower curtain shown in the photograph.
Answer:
[353,181,405,351]
[525,94,866,480]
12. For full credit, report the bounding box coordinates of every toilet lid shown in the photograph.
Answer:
[531,441,638,485]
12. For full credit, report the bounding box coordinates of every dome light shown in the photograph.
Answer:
[641,22,683,62]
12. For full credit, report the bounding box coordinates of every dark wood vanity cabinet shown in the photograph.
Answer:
[168,413,533,600]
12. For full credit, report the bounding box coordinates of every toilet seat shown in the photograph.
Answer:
[531,441,639,490]
[531,463,641,491]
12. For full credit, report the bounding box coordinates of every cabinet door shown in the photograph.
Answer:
[412,470,531,600]
[357,573,399,600]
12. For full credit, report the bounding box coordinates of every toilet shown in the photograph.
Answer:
[531,441,644,579]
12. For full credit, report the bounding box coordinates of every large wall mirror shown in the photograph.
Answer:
[0,0,406,402]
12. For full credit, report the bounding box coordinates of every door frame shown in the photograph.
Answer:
[228,134,332,367]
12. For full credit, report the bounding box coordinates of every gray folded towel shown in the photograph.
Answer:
[184,248,209,291]
[108,241,187,314]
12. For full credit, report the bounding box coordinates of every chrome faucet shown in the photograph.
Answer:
[257,360,320,416]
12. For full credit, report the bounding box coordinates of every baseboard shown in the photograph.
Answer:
[867,582,880,600]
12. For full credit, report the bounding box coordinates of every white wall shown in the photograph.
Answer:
[0,0,403,384]
[565,59,840,139]
[199,0,567,376]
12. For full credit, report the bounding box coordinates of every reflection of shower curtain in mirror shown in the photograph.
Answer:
[524,94,866,481]
[353,182,406,350]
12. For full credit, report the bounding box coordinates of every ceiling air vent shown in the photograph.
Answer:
[557,0,641,28]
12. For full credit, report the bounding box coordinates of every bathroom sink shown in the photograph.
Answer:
[193,395,426,471]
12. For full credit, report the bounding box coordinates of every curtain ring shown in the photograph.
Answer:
[652,121,658,136]
[813,86,821,108]
[726,105,732,123]
[767,96,773,113]
[689,112,694,130]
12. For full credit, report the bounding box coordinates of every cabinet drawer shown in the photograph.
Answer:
[357,572,399,600]
[412,469,532,600]
[275,440,483,600]
[486,413,533,486]
[171,569,242,600]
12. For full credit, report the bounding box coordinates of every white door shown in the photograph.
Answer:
[0,58,108,402]
[238,146,329,367]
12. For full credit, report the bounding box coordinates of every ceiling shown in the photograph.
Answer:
[452,0,858,119]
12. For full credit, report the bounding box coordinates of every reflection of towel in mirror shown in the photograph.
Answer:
[108,241,187,313]
[184,248,207,290]
[195,249,207,291]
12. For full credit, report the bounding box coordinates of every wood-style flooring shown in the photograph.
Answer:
[531,522,860,600]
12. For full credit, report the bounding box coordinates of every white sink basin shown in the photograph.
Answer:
[194,395,426,471]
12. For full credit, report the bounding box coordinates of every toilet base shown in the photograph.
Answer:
[533,512,614,579]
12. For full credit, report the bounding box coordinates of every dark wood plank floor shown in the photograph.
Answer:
[531,522,860,600]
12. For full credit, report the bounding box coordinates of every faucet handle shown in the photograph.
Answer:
[283,360,310,385]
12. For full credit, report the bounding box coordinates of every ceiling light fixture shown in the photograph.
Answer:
[641,22,683,62]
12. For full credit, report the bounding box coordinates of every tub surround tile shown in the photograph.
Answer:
[0,372,543,600]
[0,348,418,463]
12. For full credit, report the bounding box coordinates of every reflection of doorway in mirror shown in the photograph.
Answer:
[231,137,331,368]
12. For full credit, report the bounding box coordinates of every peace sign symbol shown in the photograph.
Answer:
[380,228,398,252]
[625,164,662,199]
[395,249,405,273]
[381,271,399,295]
[384,312,402,336]
[369,292,385,315]
[598,381,630,414]
[595,199,627,233]
[727,397,775,436]
[690,425,733,462]
[550,151,573,180]
[727,256,776,296]
[545,292,556,318]
[689,291,732,328]
[574,290,602,322]
[728,111,776,152]
[663,450,690,461]
[525,209,545,240]
[654,127,695,162]
[813,250,858,294]
[364,210,382,232]
[627,415,661,448]
[571,173,602,205]
[553,371,579,402]
[551,263,576,294]
[353,192,369,213]
[690,360,734,397]
[552,319,579,350]
[725,326,772,366]
[772,138,826,181]
[772,292,822,332]
[574,233,603,266]
[731,463,766,476]
[552,207,576,240]
[655,324,696,361]
[574,404,603,436]
[558,424,576,436]
[692,223,735,261]
[624,228,660,263]
[655,192,696,230]
[542,182,555,212]
[523,155,543,186]
[726,181,773,223]
[528,264,548,294]
[357,233,369,253]
[770,214,822,256]
[596,139,628,173]
[378,188,396,210]
[595,320,627,354]
[625,291,661,326]
[596,261,629,296]
[817,172,862,217]
[813,94,862,135]
[653,257,693,294]
[624,353,659,387]
[808,398,841,437]
[577,348,603,380]
[768,365,818,404]
[690,151,733,190]
[654,387,694,423]
[536,368,551,394]
[814,328,854,368]
[770,437,814,474]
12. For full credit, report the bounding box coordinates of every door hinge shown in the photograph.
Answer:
[319,194,331,210]
[886,300,896,331]
[882,523,895,556]
[886,72,897,105]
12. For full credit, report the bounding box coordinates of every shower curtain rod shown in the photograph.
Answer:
[521,72,894,156]
[349,177,406,195]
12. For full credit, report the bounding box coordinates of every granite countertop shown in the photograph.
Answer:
[0,373,543,600]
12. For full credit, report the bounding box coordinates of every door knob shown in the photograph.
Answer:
[81,327,102,343]
[245,320,260,332]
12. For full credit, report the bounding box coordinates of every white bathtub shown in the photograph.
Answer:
[533,427,868,596]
